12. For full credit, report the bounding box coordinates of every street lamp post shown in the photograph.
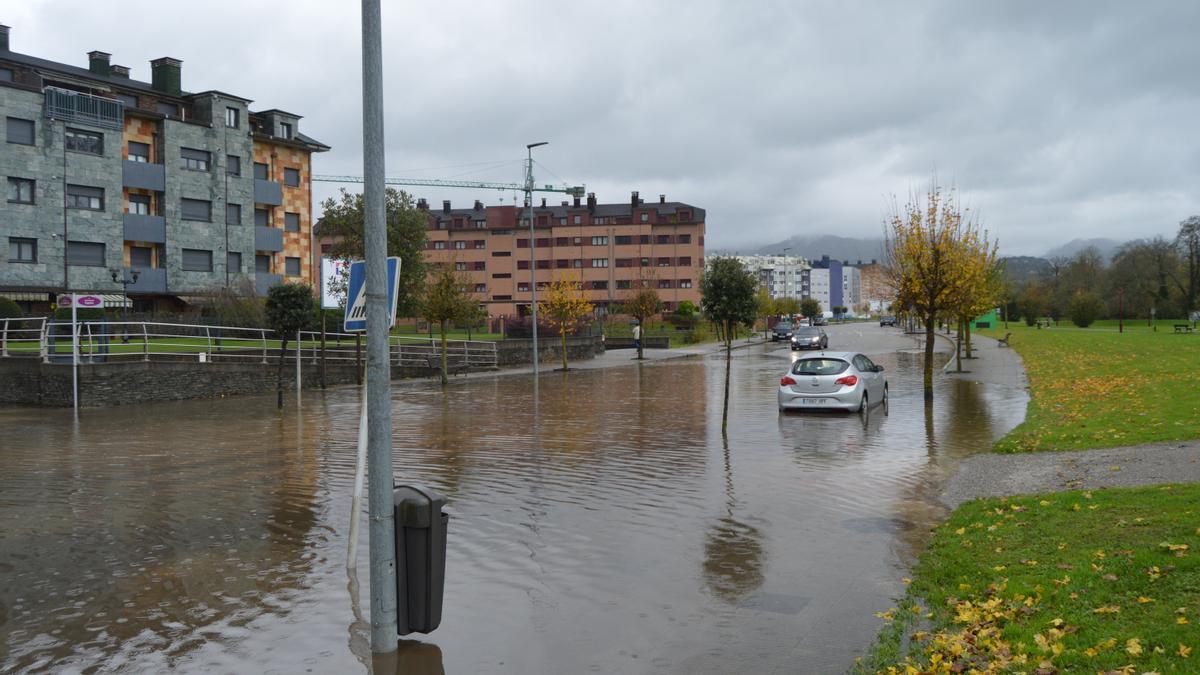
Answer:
[526,141,547,376]
[109,267,140,342]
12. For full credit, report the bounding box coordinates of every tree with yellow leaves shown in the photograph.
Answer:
[884,181,996,401]
[537,273,593,371]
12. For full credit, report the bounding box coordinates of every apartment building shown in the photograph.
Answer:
[418,191,705,317]
[0,25,328,313]
[735,254,811,301]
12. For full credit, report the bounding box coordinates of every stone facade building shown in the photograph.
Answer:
[0,25,328,313]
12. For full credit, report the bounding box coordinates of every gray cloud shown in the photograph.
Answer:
[16,0,1200,255]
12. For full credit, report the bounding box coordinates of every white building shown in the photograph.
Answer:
[734,255,811,301]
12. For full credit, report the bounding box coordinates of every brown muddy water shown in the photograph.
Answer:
[0,335,1025,674]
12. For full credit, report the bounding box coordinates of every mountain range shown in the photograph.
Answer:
[717,235,1126,266]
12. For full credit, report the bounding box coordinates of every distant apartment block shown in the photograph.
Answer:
[736,255,812,301]
[0,25,329,313]
[362,192,706,317]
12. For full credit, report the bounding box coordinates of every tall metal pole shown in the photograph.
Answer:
[362,0,397,652]
[526,142,547,376]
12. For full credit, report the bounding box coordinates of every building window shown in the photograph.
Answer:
[256,254,271,273]
[657,257,671,267]
[455,262,468,271]
[433,241,447,250]
[536,237,552,247]
[6,117,35,145]
[516,239,529,248]
[614,258,632,268]
[283,168,300,187]
[285,256,301,276]
[115,92,138,108]
[453,240,467,250]
[66,184,104,210]
[226,155,241,176]
[128,141,150,163]
[475,220,487,229]
[492,273,511,279]
[254,162,269,180]
[616,280,631,290]
[227,251,242,273]
[8,237,36,263]
[7,177,34,204]
[641,213,650,223]
[128,194,151,215]
[65,128,103,155]
[557,217,566,225]
[474,240,486,249]
[536,260,550,269]
[678,233,692,244]
[573,215,581,225]
[640,257,650,267]
[0,67,12,82]
[656,235,672,244]
[555,259,569,269]
[592,280,608,290]
[517,260,529,270]
[180,198,212,222]
[677,256,691,266]
[493,294,512,301]
[639,235,650,245]
[659,280,673,289]
[227,203,242,225]
[67,241,105,266]
[181,248,213,272]
[181,147,210,171]
[492,251,511,257]
[284,212,300,232]
[679,211,692,221]
[555,237,569,246]
[474,283,487,293]
[473,261,486,271]
[130,246,153,268]
[678,279,693,289]
[591,258,608,268]
[594,217,608,225]
[615,235,632,245]
[279,122,293,139]
[226,107,240,128]
[591,236,608,246]
[573,237,583,245]
[572,259,583,268]
[155,101,179,118]
[517,283,530,292]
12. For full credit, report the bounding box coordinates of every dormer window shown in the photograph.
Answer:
[279,122,293,139]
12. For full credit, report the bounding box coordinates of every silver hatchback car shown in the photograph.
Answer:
[777,351,888,413]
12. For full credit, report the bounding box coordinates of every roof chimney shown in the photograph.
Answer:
[88,51,111,76]
[150,57,182,95]
[573,194,581,207]
[540,197,546,207]
[586,192,596,213]
[659,194,666,204]
[474,199,483,211]
[417,198,428,210]
[0,25,9,52]
[442,199,451,213]
[631,191,639,208]
[109,64,130,78]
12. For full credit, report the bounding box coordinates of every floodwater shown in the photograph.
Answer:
[0,326,1026,674]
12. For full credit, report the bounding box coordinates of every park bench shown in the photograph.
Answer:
[1035,319,1051,329]
[997,332,1012,347]
[426,354,469,377]
[1174,324,1194,334]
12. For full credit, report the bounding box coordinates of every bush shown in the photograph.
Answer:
[1067,290,1105,328]
[0,297,22,319]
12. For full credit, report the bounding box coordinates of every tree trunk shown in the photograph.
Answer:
[722,320,732,433]
[636,315,644,361]
[439,319,448,385]
[965,321,973,358]
[560,330,568,371]
[923,315,935,402]
[955,320,963,372]
[277,337,288,409]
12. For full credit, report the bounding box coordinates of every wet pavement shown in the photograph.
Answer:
[0,324,1027,673]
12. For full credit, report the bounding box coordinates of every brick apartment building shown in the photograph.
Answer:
[417,191,706,317]
[0,25,328,313]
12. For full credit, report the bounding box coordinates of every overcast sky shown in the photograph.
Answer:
[12,1,1200,255]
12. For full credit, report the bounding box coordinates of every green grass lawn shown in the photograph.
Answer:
[861,484,1200,673]
[977,322,1200,453]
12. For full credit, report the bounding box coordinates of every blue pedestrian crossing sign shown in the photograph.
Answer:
[343,257,401,332]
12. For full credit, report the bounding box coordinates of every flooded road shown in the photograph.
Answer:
[0,325,1026,673]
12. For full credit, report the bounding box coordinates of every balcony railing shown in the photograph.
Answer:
[254,226,283,252]
[253,179,282,206]
[123,160,165,191]
[123,213,166,243]
[44,86,124,131]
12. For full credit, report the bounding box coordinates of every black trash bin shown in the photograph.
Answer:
[393,485,449,635]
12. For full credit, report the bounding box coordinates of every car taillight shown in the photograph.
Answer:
[834,374,858,386]
[780,376,797,386]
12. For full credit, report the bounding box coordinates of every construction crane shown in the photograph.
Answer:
[313,174,586,198]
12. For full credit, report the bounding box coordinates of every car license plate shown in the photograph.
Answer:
[802,398,827,405]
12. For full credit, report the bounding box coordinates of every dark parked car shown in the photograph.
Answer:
[879,316,897,327]
[790,326,829,351]
[811,316,828,326]
[771,322,794,341]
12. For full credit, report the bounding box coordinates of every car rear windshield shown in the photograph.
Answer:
[791,358,849,376]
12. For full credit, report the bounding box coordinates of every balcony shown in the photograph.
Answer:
[254,179,282,206]
[125,267,166,294]
[255,226,283,252]
[123,213,166,243]
[256,273,283,296]
[44,86,124,131]
[123,160,165,191]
